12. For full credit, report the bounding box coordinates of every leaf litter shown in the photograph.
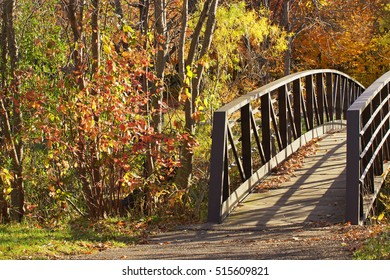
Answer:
[254,138,320,192]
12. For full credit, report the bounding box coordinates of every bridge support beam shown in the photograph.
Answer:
[346,109,361,225]
[208,111,228,223]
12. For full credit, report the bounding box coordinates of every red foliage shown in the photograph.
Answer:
[31,41,183,219]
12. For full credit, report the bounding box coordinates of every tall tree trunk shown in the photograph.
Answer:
[0,0,24,222]
[178,0,188,82]
[62,0,102,218]
[192,0,218,109]
[111,0,124,19]
[91,0,103,218]
[0,0,9,223]
[65,0,85,88]
[281,0,291,75]
[176,0,219,190]
[140,0,150,34]
[138,0,155,178]
[91,0,100,75]
[152,0,168,134]
[143,0,168,179]
[175,0,190,190]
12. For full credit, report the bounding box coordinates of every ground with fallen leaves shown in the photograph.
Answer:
[70,222,388,260]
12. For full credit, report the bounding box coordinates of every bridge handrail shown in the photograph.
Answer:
[346,70,390,224]
[217,69,364,114]
[208,69,365,223]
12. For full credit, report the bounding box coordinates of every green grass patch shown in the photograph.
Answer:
[353,175,390,260]
[353,227,390,260]
[0,217,148,260]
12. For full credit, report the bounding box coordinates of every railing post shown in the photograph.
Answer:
[293,79,302,137]
[306,75,314,130]
[346,109,361,225]
[326,73,334,121]
[316,73,325,124]
[335,75,342,120]
[261,93,271,161]
[241,104,252,179]
[348,79,352,108]
[342,78,348,119]
[279,85,288,148]
[208,111,228,223]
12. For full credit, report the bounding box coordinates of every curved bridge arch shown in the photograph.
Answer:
[208,69,365,223]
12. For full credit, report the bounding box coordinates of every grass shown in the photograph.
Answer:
[0,217,152,260]
[353,227,390,259]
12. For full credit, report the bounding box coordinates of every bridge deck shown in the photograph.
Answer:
[222,130,347,229]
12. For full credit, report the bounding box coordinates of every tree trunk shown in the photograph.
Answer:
[91,0,100,75]
[0,191,9,223]
[139,0,150,34]
[137,0,155,178]
[176,0,219,190]
[143,0,169,179]
[0,0,24,222]
[281,0,291,75]
[112,0,124,19]
[178,0,188,81]
[0,1,9,224]
[62,0,103,218]
[152,0,168,134]
[65,0,85,88]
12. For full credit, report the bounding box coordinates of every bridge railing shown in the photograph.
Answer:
[346,70,390,225]
[208,69,365,223]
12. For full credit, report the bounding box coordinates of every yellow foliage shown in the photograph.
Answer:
[208,1,287,102]
[0,168,13,201]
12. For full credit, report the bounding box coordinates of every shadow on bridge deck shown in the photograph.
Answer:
[218,130,347,230]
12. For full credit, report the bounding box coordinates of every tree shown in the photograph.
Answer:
[268,0,326,74]
[0,0,24,222]
[292,0,388,85]
[209,2,287,102]
[36,0,186,219]
[175,0,219,190]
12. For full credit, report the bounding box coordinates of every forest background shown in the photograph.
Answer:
[0,0,389,230]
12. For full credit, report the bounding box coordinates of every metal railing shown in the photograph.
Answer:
[346,70,390,225]
[208,69,365,223]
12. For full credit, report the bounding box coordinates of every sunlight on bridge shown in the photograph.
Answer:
[222,131,347,229]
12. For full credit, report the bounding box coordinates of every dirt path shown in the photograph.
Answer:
[71,222,375,260]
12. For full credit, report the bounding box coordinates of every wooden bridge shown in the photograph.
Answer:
[208,69,390,227]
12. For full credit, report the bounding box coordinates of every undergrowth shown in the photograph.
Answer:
[353,228,390,259]
[353,173,390,260]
